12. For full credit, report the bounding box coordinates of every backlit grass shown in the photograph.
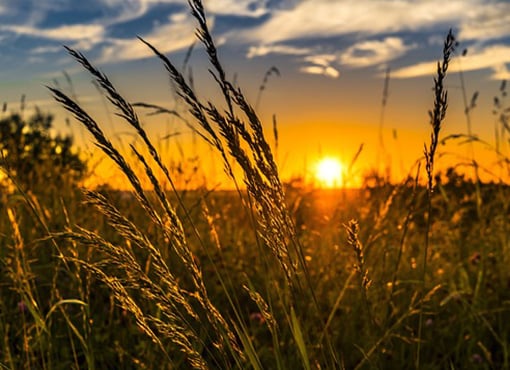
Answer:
[1,1,510,369]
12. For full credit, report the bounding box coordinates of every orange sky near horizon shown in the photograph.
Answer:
[65,60,507,191]
[1,1,509,190]
[75,75,508,191]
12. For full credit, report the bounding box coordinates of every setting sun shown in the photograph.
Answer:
[315,157,343,188]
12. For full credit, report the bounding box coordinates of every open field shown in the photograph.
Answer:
[1,1,510,369]
[2,180,510,369]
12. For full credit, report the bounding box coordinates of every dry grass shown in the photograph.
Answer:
[1,2,510,369]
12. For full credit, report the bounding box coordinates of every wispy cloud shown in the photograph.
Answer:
[492,64,510,80]
[300,65,340,79]
[96,0,268,22]
[459,2,510,41]
[0,0,268,63]
[1,24,105,42]
[304,54,337,68]
[0,0,508,81]
[247,44,311,58]
[242,0,471,45]
[98,11,199,63]
[97,0,155,25]
[339,37,414,68]
[239,0,510,78]
[203,0,269,17]
[31,46,63,54]
[300,54,340,79]
[392,44,510,79]
[248,38,413,79]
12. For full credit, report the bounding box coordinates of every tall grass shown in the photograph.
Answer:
[417,29,456,368]
[1,1,510,369]
[47,0,326,367]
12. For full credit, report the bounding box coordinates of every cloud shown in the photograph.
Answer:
[0,0,268,61]
[98,11,199,63]
[0,0,508,82]
[249,38,412,78]
[459,2,510,41]
[0,2,60,30]
[100,0,269,18]
[235,0,509,79]
[247,45,341,78]
[27,56,45,64]
[203,0,269,17]
[97,0,268,22]
[492,64,510,80]
[31,46,63,54]
[242,0,472,45]
[247,44,311,58]
[235,0,469,78]
[246,38,413,78]
[300,52,340,78]
[304,54,337,67]
[339,37,414,68]
[97,0,156,25]
[392,44,510,79]
[300,65,340,79]
[1,23,105,42]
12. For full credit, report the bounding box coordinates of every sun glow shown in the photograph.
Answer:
[315,157,343,188]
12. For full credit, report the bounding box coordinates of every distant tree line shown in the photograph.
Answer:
[0,108,87,193]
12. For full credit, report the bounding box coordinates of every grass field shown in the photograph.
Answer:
[1,1,510,369]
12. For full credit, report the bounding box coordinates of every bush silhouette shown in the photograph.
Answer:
[0,108,86,192]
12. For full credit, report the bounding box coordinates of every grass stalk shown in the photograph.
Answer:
[417,29,457,368]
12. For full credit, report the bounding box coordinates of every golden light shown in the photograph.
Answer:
[315,157,343,188]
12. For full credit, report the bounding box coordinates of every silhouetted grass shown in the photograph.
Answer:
[1,1,510,369]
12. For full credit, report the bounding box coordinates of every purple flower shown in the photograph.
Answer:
[470,252,481,265]
[17,300,27,313]
[249,312,265,325]
[471,353,483,364]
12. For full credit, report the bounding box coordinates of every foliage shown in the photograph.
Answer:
[0,109,87,192]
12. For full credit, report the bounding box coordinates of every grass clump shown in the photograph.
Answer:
[1,1,510,369]
[46,0,321,367]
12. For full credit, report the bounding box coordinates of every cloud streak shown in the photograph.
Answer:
[0,0,508,80]
[340,37,414,68]
[458,2,510,41]
[203,0,269,17]
[98,11,198,63]
[247,44,311,58]
[238,0,510,78]
[242,0,470,45]
[300,65,340,79]
[392,44,510,79]
[1,24,105,42]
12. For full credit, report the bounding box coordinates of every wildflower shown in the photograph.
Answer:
[17,300,27,313]
[471,353,483,364]
[249,312,265,325]
[470,252,481,265]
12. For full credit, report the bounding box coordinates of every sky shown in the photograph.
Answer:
[0,0,509,188]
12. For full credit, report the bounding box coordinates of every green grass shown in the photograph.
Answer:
[1,1,510,369]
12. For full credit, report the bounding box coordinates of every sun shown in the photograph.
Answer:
[315,157,344,188]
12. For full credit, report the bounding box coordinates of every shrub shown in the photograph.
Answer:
[0,108,87,192]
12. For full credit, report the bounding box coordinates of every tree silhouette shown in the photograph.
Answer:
[0,108,87,192]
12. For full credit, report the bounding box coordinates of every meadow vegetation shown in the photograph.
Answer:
[1,1,510,369]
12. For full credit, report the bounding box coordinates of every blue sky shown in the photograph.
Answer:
[1,0,509,79]
[1,0,509,185]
